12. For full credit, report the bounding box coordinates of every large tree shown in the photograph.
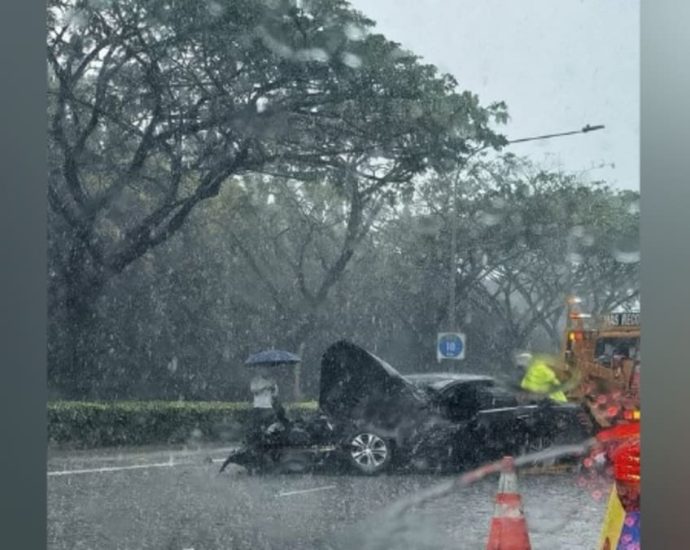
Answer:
[47,0,507,395]
[67,156,639,399]
[469,160,640,351]
[349,158,640,371]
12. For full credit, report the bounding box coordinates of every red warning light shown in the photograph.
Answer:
[613,440,641,485]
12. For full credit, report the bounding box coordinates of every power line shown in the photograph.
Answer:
[445,122,606,349]
[507,124,605,144]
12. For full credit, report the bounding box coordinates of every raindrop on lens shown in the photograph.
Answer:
[296,48,329,62]
[570,225,585,238]
[206,0,223,16]
[567,252,583,265]
[344,23,366,41]
[341,52,362,68]
[612,249,640,264]
[478,211,500,226]
[256,97,269,113]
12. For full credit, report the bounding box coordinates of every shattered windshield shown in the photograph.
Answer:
[47,0,640,548]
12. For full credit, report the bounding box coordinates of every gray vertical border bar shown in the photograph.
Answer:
[642,0,690,548]
[0,0,47,547]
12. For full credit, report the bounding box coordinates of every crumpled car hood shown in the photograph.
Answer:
[318,340,428,427]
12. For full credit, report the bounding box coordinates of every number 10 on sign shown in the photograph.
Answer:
[437,332,466,361]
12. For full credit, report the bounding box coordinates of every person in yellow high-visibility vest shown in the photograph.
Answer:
[515,353,568,403]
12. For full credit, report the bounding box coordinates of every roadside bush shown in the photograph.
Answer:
[48,401,318,449]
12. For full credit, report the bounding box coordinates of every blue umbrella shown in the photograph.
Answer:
[244,350,301,367]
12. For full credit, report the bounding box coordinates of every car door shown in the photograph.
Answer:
[470,382,530,459]
[430,382,491,464]
[437,382,483,422]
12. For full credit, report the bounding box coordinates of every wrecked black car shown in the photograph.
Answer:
[220,340,593,475]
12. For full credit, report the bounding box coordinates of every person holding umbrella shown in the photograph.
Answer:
[250,365,281,411]
[243,350,300,459]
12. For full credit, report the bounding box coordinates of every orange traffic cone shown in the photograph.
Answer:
[486,456,532,550]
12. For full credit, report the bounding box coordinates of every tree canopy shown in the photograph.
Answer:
[46,1,637,400]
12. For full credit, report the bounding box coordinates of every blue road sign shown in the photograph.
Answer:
[437,332,466,361]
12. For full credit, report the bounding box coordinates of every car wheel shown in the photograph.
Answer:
[346,431,392,475]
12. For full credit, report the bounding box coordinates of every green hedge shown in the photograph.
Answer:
[48,401,318,449]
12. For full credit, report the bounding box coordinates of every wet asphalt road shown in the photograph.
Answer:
[48,446,606,550]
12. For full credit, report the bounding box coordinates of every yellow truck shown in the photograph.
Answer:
[559,297,640,429]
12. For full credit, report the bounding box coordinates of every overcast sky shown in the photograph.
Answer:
[348,0,639,191]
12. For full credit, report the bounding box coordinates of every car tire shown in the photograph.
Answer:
[345,430,392,475]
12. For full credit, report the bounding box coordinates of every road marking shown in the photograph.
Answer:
[48,449,237,477]
[49,457,233,477]
[277,485,337,497]
[48,459,190,477]
[48,446,239,463]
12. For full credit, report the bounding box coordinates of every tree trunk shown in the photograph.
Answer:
[294,342,306,402]
[288,312,320,399]
[49,253,106,399]
[61,287,96,398]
